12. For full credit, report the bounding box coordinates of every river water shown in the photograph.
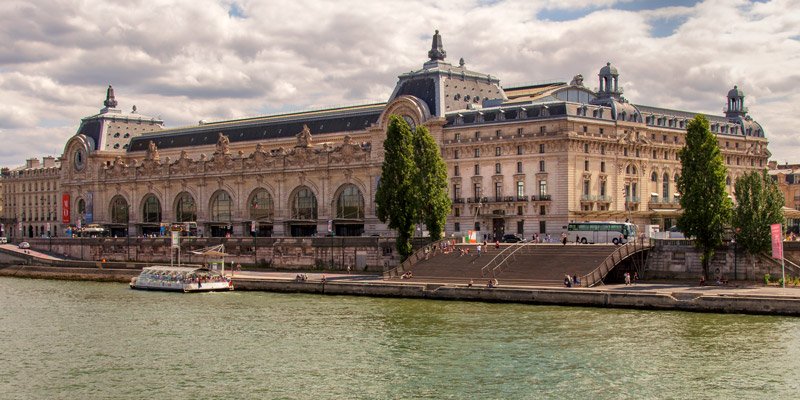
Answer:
[1,277,799,399]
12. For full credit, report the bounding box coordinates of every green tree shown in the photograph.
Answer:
[376,115,418,259]
[733,170,785,256]
[412,124,451,241]
[677,115,732,279]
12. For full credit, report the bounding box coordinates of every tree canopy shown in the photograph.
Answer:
[677,115,732,278]
[733,169,785,256]
[375,115,418,259]
[412,124,451,241]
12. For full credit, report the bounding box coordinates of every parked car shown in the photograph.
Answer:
[501,234,523,243]
[18,241,30,249]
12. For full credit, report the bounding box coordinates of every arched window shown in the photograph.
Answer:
[651,172,658,182]
[662,173,670,199]
[110,195,129,224]
[210,190,233,222]
[291,186,317,220]
[726,176,732,186]
[142,194,161,223]
[625,165,630,174]
[174,192,196,222]
[336,185,364,219]
[249,189,274,221]
[631,166,637,175]
[77,198,86,218]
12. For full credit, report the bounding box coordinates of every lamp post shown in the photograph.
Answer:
[733,227,740,281]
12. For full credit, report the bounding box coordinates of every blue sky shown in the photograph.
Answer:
[0,0,798,165]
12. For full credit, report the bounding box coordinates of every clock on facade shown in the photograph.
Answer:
[402,115,417,131]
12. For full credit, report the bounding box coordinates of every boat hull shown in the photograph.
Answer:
[130,282,234,292]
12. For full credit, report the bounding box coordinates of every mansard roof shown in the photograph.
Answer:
[127,103,384,152]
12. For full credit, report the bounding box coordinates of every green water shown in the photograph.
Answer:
[1,277,799,399]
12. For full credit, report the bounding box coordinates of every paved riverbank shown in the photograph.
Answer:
[3,264,800,316]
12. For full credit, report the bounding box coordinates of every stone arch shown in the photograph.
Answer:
[173,191,197,223]
[289,185,318,220]
[140,193,162,224]
[208,189,234,223]
[247,187,275,222]
[109,194,129,224]
[333,183,365,219]
[378,95,432,131]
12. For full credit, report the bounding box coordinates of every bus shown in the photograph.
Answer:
[567,221,637,244]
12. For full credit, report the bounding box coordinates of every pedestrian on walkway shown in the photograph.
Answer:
[624,272,631,285]
[477,244,482,256]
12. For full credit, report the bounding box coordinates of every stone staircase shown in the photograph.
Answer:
[399,243,618,286]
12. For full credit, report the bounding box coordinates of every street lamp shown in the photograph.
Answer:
[733,227,740,281]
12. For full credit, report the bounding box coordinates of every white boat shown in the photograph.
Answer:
[130,266,234,292]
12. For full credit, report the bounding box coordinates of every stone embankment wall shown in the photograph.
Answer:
[645,240,800,281]
[234,278,800,316]
[16,237,422,272]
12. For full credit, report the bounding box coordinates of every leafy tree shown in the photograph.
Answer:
[677,115,732,279]
[733,170,785,256]
[412,124,451,241]
[376,115,418,259]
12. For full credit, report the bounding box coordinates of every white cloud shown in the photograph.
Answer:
[0,0,797,166]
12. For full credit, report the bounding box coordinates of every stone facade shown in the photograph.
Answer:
[1,157,61,238]
[8,31,773,241]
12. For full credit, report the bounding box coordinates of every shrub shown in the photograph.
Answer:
[764,273,771,285]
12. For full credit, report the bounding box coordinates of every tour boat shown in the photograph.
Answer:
[130,266,234,292]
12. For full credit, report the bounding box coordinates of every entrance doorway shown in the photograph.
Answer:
[492,218,505,242]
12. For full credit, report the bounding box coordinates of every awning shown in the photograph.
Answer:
[189,244,229,257]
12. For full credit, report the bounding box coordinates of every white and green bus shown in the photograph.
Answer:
[567,221,637,245]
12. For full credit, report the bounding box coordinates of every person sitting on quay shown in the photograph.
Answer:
[401,271,413,280]
[572,274,581,287]
[564,274,572,288]
[487,279,495,288]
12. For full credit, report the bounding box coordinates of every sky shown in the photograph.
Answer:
[1,0,799,167]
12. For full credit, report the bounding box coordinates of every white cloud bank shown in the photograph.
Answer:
[0,0,798,166]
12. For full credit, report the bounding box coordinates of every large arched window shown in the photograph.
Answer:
[210,190,233,222]
[291,186,317,220]
[142,194,162,223]
[249,189,274,221]
[336,184,364,219]
[662,172,670,199]
[174,192,196,222]
[110,195,129,224]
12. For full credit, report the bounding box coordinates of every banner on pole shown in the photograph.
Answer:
[171,231,181,249]
[771,223,783,259]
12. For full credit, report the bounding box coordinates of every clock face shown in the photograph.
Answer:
[74,149,86,171]
[402,115,417,131]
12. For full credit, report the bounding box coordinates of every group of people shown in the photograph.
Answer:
[623,271,639,285]
[295,273,309,282]
[400,271,414,279]
[563,274,580,287]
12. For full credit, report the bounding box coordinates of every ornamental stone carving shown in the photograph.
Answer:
[296,125,312,148]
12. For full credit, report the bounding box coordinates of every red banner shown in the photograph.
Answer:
[771,223,783,259]
[62,193,71,224]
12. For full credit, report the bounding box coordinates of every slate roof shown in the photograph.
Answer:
[128,103,385,152]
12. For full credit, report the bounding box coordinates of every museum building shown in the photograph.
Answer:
[5,31,771,239]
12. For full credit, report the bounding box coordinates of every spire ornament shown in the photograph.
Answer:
[427,30,446,61]
[104,85,118,108]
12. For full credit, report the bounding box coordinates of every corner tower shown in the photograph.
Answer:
[388,30,507,118]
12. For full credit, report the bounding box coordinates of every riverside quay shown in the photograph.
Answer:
[1,31,771,243]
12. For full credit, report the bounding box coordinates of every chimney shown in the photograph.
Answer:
[26,158,41,169]
[43,156,56,168]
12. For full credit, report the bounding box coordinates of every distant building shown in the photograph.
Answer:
[30,31,773,240]
[1,157,61,238]
[768,161,800,233]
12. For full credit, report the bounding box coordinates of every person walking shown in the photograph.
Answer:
[477,244,482,257]
[624,272,631,286]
